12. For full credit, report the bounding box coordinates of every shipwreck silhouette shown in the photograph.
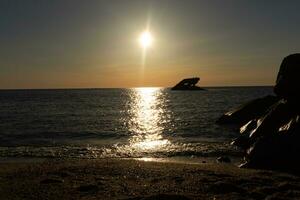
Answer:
[171,77,204,90]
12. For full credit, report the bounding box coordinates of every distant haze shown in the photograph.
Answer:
[1,0,300,89]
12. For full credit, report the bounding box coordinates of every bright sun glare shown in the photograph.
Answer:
[139,31,153,48]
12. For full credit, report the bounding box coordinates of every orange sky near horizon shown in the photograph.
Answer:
[1,1,299,89]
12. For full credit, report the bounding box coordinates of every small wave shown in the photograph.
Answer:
[0,142,242,160]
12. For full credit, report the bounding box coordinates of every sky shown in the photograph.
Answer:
[1,0,300,89]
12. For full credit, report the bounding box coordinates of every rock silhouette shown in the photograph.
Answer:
[216,95,279,125]
[171,77,205,90]
[217,54,300,172]
[274,53,300,100]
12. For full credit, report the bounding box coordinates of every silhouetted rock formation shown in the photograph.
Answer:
[217,54,300,172]
[274,53,300,100]
[171,77,205,90]
[216,95,279,125]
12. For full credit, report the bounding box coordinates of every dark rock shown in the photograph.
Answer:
[217,156,231,163]
[218,54,300,171]
[231,136,249,149]
[241,114,300,170]
[171,77,205,90]
[216,95,279,125]
[233,109,300,171]
[231,119,258,148]
[233,99,299,151]
[239,119,257,135]
[274,53,300,100]
[247,99,295,141]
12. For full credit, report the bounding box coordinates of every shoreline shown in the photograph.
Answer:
[0,158,299,199]
[0,155,243,166]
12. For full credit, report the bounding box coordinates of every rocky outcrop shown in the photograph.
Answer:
[171,77,205,90]
[274,53,300,100]
[216,95,279,125]
[217,54,300,172]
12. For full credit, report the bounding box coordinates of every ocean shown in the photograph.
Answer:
[0,87,273,161]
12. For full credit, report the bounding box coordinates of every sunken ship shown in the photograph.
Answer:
[171,77,205,90]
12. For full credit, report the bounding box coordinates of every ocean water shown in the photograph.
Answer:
[0,87,273,160]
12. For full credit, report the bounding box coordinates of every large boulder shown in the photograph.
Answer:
[248,99,295,141]
[216,95,279,125]
[274,53,300,100]
[236,97,300,171]
[232,100,295,146]
[241,114,300,171]
[217,54,300,171]
[232,99,296,149]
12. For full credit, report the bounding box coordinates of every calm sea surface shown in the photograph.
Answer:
[0,87,273,160]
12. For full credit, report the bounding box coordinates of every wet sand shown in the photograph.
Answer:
[0,158,299,200]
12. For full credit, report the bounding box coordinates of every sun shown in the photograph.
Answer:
[139,31,153,48]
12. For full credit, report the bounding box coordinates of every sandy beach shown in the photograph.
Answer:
[0,158,299,200]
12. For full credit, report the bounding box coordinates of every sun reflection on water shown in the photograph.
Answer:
[126,87,171,153]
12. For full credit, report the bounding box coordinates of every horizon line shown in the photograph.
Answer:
[0,85,274,91]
